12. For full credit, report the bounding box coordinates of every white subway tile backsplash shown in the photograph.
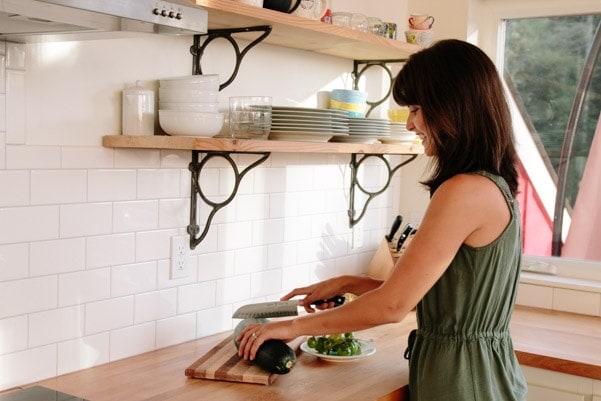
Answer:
[236,193,269,220]
[267,242,298,269]
[85,296,134,335]
[0,315,28,354]
[234,246,267,275]
[281,263,312,290]
[58,268,110,307]
[61,147,114,169]
[29,305,84,348]
[59,202,112,238]
[30,238,85,276]
[250,268,282,298]
[87,169,136,201]
[283,215,313,242]
[0,345,56,390]
[0,205,59,244]
[196,250,235,282]
[134,288,177,324]
[137,169,181,199]
[135,229,176,262]
[252,218,284,246]
[5,70,25,144]
[159,150,189,169]
[86,233,135,269]
[215,274,251,306]
[217,221,253,251]
[112,200,158,233]
[254,167,288,193]
[109,322,155,361]
[177,281,216,314]
[196,305,233,338]
[30,170,87,205]
[5,145,61,169]
[156,313,196,348]
[114,148,161,168]
[0,276,57,319]
[158,198,189,229]
[0,243,28,281]
[111,261,157,298]
[0,170,29,207]
[269,192,300,218]
[57,332,110,375]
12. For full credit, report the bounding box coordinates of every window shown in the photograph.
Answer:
[501,15,601,261]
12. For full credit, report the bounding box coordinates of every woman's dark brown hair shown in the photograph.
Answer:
[393,39,519,197]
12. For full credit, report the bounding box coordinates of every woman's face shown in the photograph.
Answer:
[406,105,434,156]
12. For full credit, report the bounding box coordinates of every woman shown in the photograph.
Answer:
[237,39,527,401]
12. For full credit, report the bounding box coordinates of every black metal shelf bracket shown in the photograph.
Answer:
[190,26,272,91]
[352,59,406,117]
[187,150,270,249]
[348,153,418,227]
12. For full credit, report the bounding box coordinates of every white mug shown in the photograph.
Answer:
[292,0,327,20]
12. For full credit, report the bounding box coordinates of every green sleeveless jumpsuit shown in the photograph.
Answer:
[407,171,528,401]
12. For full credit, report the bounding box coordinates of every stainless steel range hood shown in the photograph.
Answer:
[0,0,207,42]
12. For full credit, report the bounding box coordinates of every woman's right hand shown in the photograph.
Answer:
[280,276,353,313]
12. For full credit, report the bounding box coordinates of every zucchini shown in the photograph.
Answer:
[233,318,297,374]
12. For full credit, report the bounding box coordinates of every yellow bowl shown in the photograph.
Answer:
[388,108,410,123]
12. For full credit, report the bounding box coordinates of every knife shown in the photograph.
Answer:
[232,295,345,319]
[385,215,403,242]
[396,223,414,252]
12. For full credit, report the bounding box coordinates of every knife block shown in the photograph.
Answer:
[366,238,401,279]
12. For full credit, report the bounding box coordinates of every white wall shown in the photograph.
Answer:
[0,3,431,387]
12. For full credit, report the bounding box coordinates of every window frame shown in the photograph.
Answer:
[476,0,601,282]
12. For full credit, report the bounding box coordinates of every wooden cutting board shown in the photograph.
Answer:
[185,335,303,385]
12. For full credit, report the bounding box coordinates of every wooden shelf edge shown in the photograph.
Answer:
[195,0,421,60]
[102,135,424,155]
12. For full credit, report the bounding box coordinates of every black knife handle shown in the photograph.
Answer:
[385,215,403,242]
[311,295,345,307]
[396,223,414,251]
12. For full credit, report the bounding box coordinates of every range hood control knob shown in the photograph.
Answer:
[176,12,182,19]
[152,8,160,15]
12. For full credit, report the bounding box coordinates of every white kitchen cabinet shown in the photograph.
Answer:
[522,366,599,401]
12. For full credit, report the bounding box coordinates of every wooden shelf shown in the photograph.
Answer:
[102,135,424,155]
[195,0,421,60]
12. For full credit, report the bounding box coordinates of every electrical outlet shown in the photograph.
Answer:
[170,236,190,279]
[351,222,364,249]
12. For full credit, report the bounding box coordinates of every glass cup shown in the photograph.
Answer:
[229,96,272,140]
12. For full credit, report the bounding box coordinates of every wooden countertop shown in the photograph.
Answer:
[6,306,600,401]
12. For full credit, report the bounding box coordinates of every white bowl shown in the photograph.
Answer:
[159,110,224,137]
[159,101,220,113]
[159,74,220,91]
[159,87,219,103]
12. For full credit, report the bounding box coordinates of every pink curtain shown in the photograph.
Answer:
[563,112,601,259]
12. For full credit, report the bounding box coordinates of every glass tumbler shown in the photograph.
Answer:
[228,96,272,139]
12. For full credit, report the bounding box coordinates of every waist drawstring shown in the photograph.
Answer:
[404,329,417,360]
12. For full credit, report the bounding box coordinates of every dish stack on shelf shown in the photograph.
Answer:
[157,74,224,137]
[331,117,391,144]
[379,121,417,144]
[268,106,350,142]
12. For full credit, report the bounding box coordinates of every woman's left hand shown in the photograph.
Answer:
[236,320,296,361]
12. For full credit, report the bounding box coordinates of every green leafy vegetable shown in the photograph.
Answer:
[306,333,362,356]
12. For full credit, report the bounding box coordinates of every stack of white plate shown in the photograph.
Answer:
[269,106,350,142]
[158,74,224,137]
[379,122,417,144]
[331,118,390,144]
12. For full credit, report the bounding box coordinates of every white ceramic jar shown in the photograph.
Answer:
[122,81,155,135]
